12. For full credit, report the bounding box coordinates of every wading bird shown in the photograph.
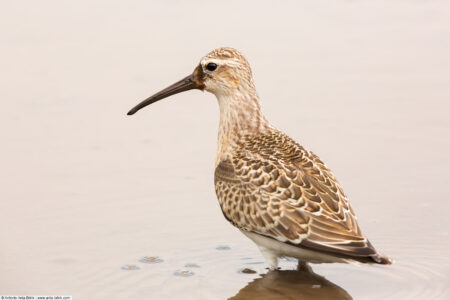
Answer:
[127,47,391,270]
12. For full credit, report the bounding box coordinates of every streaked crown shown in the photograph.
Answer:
[199,47,255,95]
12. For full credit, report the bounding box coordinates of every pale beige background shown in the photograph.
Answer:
[1,1,449,299]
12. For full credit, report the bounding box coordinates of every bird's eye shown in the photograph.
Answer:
[206,63,218,71]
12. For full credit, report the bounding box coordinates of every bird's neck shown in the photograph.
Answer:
[215,87,270,164]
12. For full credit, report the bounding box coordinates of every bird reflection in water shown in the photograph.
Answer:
[229,269,352,300]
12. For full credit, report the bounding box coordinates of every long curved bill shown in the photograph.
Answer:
[127,69,203,115]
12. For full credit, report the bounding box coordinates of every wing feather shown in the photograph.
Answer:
[214,130,390,264]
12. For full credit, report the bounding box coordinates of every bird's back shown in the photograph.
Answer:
[214,127,391,264]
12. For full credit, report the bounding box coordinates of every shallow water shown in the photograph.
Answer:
[1,1,450,299]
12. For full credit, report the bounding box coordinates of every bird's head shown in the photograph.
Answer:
[127,47,254,115]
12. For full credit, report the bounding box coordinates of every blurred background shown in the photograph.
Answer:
[1,1,449,299]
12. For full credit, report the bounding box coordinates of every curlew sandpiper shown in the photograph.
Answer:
[127,47,391,270]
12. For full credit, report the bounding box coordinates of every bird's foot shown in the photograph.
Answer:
[258,246,279,271]
[297,260,313,273]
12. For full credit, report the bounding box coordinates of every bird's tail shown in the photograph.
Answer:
[371,253,393,265]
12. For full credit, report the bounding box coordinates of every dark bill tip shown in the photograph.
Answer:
[127,70,203,116]
[127,108,138,115]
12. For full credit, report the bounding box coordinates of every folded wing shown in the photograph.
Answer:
[214,131,390,264]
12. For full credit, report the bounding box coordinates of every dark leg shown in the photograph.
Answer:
[297,260,313,273]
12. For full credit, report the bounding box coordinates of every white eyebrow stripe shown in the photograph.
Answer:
[201,58,242,68]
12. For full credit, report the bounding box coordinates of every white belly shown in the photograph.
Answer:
[240,230,348,264]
